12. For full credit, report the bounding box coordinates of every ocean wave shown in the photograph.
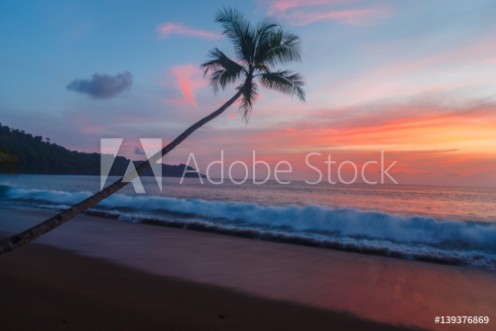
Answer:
[2,185,495,270]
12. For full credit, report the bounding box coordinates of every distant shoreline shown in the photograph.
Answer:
[0,171,204,178]
[0,123,205,177]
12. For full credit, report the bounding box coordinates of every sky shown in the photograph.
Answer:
[0,0,495,187]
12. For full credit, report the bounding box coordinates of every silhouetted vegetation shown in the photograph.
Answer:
[0,123,202,177]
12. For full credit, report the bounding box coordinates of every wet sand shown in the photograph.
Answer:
[0,243,419,331]
[1,207,495,330]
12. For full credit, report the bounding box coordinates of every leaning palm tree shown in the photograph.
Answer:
[0,8,304,255]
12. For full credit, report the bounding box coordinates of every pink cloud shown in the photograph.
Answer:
[289,8,388,26]
[80,125,104,134]
[267,0,330,15]
[482,57,496,65]
[168,64,208,106]
[264,0,389,26]
[68,113,106,134]
[326,34,496,105]
[157,22,220,39]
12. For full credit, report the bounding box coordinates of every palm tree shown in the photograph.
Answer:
[0,8,305,255]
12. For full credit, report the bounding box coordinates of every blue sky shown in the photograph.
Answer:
[1,0,495,186]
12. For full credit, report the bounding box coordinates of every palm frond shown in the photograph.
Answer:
[258,30,302,67]
[253,21,279,63]
[216,8,255,63]
[201,48,245,92]
[239,80,258,120]
[259,70,305,101]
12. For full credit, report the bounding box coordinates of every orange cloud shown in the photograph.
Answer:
[281,102,496,154]
[175,100,496,186]
[157,22,220,39]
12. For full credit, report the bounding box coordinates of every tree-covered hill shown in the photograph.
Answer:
[0,123,203,177]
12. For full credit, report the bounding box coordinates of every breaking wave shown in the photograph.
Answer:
[2,185,495,270]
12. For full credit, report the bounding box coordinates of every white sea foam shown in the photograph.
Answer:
[3,185,496,270]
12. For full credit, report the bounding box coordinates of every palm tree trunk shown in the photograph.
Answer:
[0,89,244,256]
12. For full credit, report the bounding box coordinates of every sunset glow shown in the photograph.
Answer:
[0,0,495,187]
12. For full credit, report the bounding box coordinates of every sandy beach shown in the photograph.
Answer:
[1,207,495,330]
[1,243,420,331]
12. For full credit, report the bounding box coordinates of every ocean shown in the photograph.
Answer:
[1,174,495,270]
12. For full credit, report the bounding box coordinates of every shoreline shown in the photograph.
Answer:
[1,207,496,330]
[5,203,494,271]
[86,210,487,269]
